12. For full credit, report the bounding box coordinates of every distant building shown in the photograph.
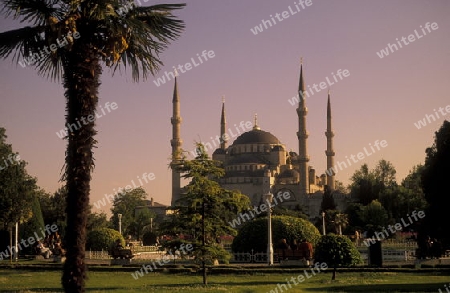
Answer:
[135,197,168,225]
[169,63,352,220]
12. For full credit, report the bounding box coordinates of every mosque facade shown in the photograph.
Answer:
[170,64,351,220]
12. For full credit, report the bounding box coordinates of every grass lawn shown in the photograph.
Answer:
[0,268,449,293]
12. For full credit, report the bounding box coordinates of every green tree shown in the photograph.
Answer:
[0,127,36,253]
[314,234,362,280]
[334,180,348,194]
[349,164,379,205]
[373,159,397,190]
[321,185,336,212]
[421,121,450,249]
[0,2,184,290]
[163,144,250,285]
[87,212,109,233]
[110,187,148,237]
[129,208,155,241]
[19,194,45,254]
[350,160,400,225]
[362,200,388,233]
[401,165,428,215]
[38,187,67,236]
[345,203,365,232]
[271,205,308,220]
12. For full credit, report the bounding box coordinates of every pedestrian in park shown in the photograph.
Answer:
[277,238,291,260]
[355,230,360,246]
[299,239,313,266]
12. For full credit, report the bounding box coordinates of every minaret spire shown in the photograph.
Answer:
[170,75,183,205]
[253,113,260,130]
[296,60,310,195]
[325,90,335,190]
[220,96,227,150]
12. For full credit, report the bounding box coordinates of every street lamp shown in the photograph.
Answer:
[321,211,326,236]
[265,191,274,266]
[118,213,122,235]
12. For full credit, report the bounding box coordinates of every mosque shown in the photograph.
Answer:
[169,64,351,220]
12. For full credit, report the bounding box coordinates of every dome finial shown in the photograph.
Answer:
[253,113,260,130]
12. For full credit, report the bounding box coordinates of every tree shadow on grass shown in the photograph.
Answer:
[304,282,447,292]
[0,287,125,293]
[141,280,277,288]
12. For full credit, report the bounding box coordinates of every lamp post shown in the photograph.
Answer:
[321,211,326,236]
[265,191,274,266]
[118,213,122,235]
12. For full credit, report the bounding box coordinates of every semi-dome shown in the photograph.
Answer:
[277,169,299,179]
[232,129,280,145]
[212,148,226,155]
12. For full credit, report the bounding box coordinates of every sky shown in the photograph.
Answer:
[0,0,449,217]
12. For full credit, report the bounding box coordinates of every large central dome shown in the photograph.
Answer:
[232,129,280,145]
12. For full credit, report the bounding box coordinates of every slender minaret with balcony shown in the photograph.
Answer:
[170,76,183,206]
[296,61,310,195]
[220,96,227,150]
[325,90,336,190]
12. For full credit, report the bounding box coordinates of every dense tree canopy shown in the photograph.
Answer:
[38,187,67,235]
[362,200,389,234]
[421,121,450,248]
[321,185,336,212]
[110,187,150,238]
[349,160,397,206]
[346,159,426,236]
[0,127,36,229]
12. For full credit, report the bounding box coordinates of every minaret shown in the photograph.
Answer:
[296,60,310,195]
[170,75,182,206]
[325,90,336,190]
[220,96,227,150]
[253,113,260,130]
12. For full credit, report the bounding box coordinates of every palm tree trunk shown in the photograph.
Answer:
[61,42,101,293]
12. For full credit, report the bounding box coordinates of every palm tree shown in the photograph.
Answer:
[0,1,184,291]
[334,213,349,235]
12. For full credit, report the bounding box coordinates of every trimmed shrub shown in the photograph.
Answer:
[314,234,362,280]
[86,228,124,251]
[314,234,362,268]
[232,215,321,252]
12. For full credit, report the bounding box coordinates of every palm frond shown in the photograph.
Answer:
[134,4,185,42]
[0,25,46,63]
[111,18,165,80]
[36,47,64,80]
[110,3,185,81]
[1,0,68,25]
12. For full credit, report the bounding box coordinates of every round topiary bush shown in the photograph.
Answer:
[231,215,321,252]
[86,228,124,251]
[314,234,362,280]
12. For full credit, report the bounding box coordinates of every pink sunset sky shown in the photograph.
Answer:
[0,0,449,216]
